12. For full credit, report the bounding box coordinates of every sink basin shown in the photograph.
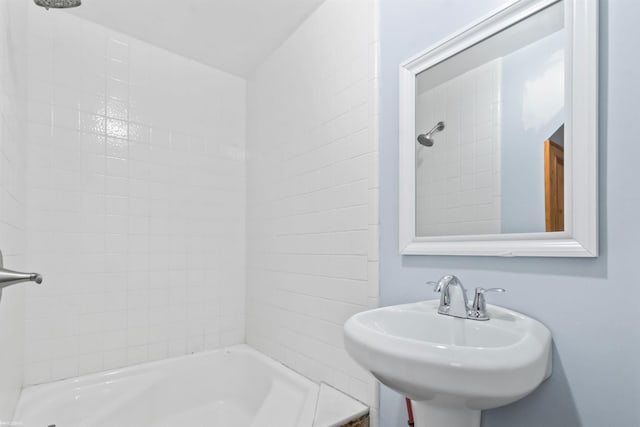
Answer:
[344,300,552,427]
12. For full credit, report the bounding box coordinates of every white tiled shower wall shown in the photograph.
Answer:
[246,0,380,421]
[23,9,246,385]
[0,0,27,421]
[0,0,380,420]
[416,60,502,236]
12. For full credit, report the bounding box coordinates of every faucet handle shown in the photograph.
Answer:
[469,287,506,320]
[477,287,506,295]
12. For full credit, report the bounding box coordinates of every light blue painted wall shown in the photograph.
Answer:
[378,1,640,426]
[501,31,564,233]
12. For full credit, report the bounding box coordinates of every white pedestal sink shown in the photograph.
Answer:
[344,300,552,427]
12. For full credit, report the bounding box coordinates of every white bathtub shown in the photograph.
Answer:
[13,345,367,427]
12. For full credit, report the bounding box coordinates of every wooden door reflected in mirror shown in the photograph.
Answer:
[544,134,564,232]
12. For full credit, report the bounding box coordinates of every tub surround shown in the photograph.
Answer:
[0,0,381,423]
[246,0,380,418]
[315,383,369,427]
[0,0,28,422]
[24,7,246,386]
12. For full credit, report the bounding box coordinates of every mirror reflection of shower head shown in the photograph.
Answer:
[417,121,445,147]
[34,0,81,10]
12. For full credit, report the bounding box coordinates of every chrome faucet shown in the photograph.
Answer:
[430,275,470,319]
[0,251,43,302]
[429,275,505,321]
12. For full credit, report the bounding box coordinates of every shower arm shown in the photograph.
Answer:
[418,121,445,139]
[425,122,441,136]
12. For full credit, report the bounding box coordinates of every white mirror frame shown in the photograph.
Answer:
[399,0,598,257]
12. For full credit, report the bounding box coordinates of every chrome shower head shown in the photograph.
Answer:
[417,121,445,147]
[34,0,81,10]
[417,134,435,147]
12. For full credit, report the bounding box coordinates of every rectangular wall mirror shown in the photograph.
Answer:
[399,0,598,257]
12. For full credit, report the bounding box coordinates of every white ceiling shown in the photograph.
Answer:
[67,0,326,77]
